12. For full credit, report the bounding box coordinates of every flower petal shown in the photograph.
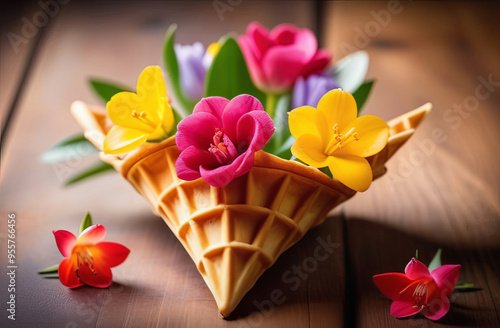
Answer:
[175,156,202,181]
[94,242,130,268]
[405,258,432,280]
[77,224,106,245]
[222,94,264,143]
[238,34,268,89]
[328,155,372,192]
[247,21,271,58]
[175,112,221,152]
[77,259,113,288]
[316,109,333,147]
[233,149,255,178]
[192,96,228,124]
[317,89,357,132]
[300,49,331,77]
[288,105,321,139]
[373,273,414,301]
[236,111,275,152]
[292,76,307,108]
[262,46,310,91]
[58,258,83,288]
[103,125,149,155]
[176,145,218,176]
[175,42,207,100]
[53,230,76,258]
[200,161,237,187]
[336,115,389,157]
[293,74,339,108]
[390,299,421,318]
[423,296,450,320]
[431,265,461,296]
[291,134,330,168]
[261,25,318,92]
[270,24,317,60]
[135,65,167,124]
[107,91,150,132]
[160,103,175,137]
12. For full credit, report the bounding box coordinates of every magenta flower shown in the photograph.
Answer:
[238,22,331,93]
[373,258,461,320]
[175,95,275,187]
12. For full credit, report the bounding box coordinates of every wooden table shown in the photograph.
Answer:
[1,1,498,327]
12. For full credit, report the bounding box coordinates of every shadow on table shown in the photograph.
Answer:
[226,213,345,321]
[108,211,498,325]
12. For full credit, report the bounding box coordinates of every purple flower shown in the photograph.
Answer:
[174,42,216,100]
[175,95,275,187]
[292,73,340,108]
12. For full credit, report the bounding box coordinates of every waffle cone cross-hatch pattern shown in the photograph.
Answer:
[70,101,431,316]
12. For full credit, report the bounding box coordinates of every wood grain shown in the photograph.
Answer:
[0,2,46,143]
[324,1,500,326]
[0,1,344,327]
[325,1,500,249]
[1,1,499,327]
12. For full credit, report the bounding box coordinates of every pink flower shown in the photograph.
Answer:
[373,258,461,320]
[175,95,275,187]
[53,225,130,288]
[238,21,331,93]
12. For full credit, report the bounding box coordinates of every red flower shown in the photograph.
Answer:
[53,224,130,288]
[373,258,461,320]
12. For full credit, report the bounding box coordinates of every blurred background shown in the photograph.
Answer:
[1,1,499,327]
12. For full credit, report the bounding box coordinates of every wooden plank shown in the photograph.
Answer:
[325,0,500,247]
[323,1,500,326]
[0,1,347,327]
[0,2,47,143]
[345,219,500,327]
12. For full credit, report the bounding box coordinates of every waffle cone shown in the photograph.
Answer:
[71,101,431,316]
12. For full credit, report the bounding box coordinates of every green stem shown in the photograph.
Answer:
[266,93,280,119]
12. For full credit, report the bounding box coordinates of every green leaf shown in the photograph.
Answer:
[319,166,333,179]
[454,282,479,292]
[40,134,98,163]
[428,248,442,272]
[79,212,93,234]
[163,24,197,117]
[352,80,374,114]
[272,94,291,143]
[38,264,59,275]
[65,161,114,186]
[331,50,369,93]
[41,274,60,279]
[274,135,295,160]
[89,79,129,103]
[205,37,266,105]
[263,94,293,159]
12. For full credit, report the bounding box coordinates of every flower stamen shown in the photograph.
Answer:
[209,130,237,165]
[76,247,96,275]
[132,110,157,129]
[412,282,428,309]
[325,125,360,155]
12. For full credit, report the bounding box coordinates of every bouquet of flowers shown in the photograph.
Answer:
[45,22,431,317]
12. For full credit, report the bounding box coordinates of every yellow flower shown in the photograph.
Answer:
[289,89,389,192]
[103,66,174,155]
